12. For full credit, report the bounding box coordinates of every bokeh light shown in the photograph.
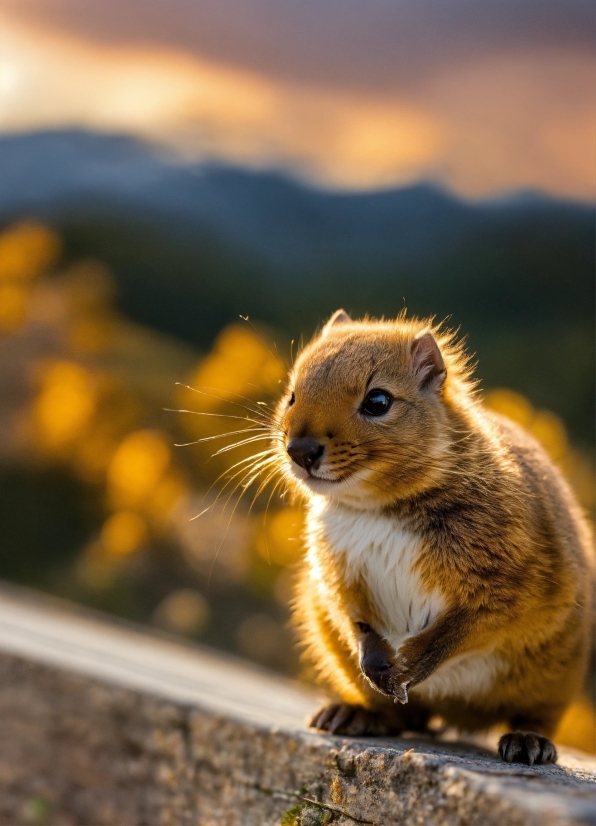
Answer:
[107,430,171,508]
[153,589,211,636]
[101,510,148,557]
[33,361,96,452]
[236,613,293,670]
[0,221,61,333]
[256,507,303,566]
[485,388,594,512]
[0,221,61,282]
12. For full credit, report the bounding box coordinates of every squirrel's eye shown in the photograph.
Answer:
[288,391,295,407]
[361,389,392,416]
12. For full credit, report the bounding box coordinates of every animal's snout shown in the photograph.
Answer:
[287,437,324,471]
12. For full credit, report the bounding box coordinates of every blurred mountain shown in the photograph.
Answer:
[0,129,594,444]
[0,129,591,273]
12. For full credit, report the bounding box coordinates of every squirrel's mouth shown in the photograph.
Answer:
[307,473,343,484]
[287,461,344,485]
[303,466,355,486]
[286,458,365,492]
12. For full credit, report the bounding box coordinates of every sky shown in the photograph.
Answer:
[0,0,594,197]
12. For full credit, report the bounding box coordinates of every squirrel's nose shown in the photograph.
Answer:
[287,437,324,471]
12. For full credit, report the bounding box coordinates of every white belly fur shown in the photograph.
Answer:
[307,499,503,701]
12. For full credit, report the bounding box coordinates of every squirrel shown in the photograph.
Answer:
[273,309,594,765]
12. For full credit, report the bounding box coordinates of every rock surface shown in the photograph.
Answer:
[0,584,593,826]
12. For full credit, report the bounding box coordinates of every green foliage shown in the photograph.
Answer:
[22,796,51,825]
[280,802,307,825]
[280,802,328,826]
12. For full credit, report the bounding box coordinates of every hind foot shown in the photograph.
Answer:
[309,703,398,736]
[498,731,557,765]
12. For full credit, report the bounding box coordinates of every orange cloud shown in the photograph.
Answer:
[0,11,593,197]
[428,50,596,198]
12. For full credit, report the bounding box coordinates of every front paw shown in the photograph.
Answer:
[309,703,397,736]
[361,653,412,703]
[359,628,412,702]
[383,659,413,704]
[498,731,557,765]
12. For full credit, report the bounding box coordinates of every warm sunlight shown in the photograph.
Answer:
[0,4,593,813]
[1,11,594,196]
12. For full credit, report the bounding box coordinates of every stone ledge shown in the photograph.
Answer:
[0,584,593,826]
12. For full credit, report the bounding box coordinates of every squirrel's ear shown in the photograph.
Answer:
[321,309,352,338]
[410,331,446,393]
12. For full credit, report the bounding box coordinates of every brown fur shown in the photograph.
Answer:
[270,311,594,761]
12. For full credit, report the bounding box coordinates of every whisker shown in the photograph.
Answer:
[206,457,282,584]
[174,426,270,448]
[238,315,288,373]
[248,465,284,511]
[196,449,279,514]
[209,453,279,508]
[174,382,274,421]
[189,506,212,522]
[256,476,287,566]
[212,434,278,457]
[165,407,265,426]
[214,447,279,481]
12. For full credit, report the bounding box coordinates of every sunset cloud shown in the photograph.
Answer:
[2,0,593,92]
[0,3,593,197]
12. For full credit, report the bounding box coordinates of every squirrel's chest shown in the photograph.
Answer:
[308,504,445,650]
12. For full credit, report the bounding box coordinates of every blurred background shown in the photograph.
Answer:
[0,0,593,749]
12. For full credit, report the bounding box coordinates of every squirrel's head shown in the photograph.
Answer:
[274,310,470,509]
